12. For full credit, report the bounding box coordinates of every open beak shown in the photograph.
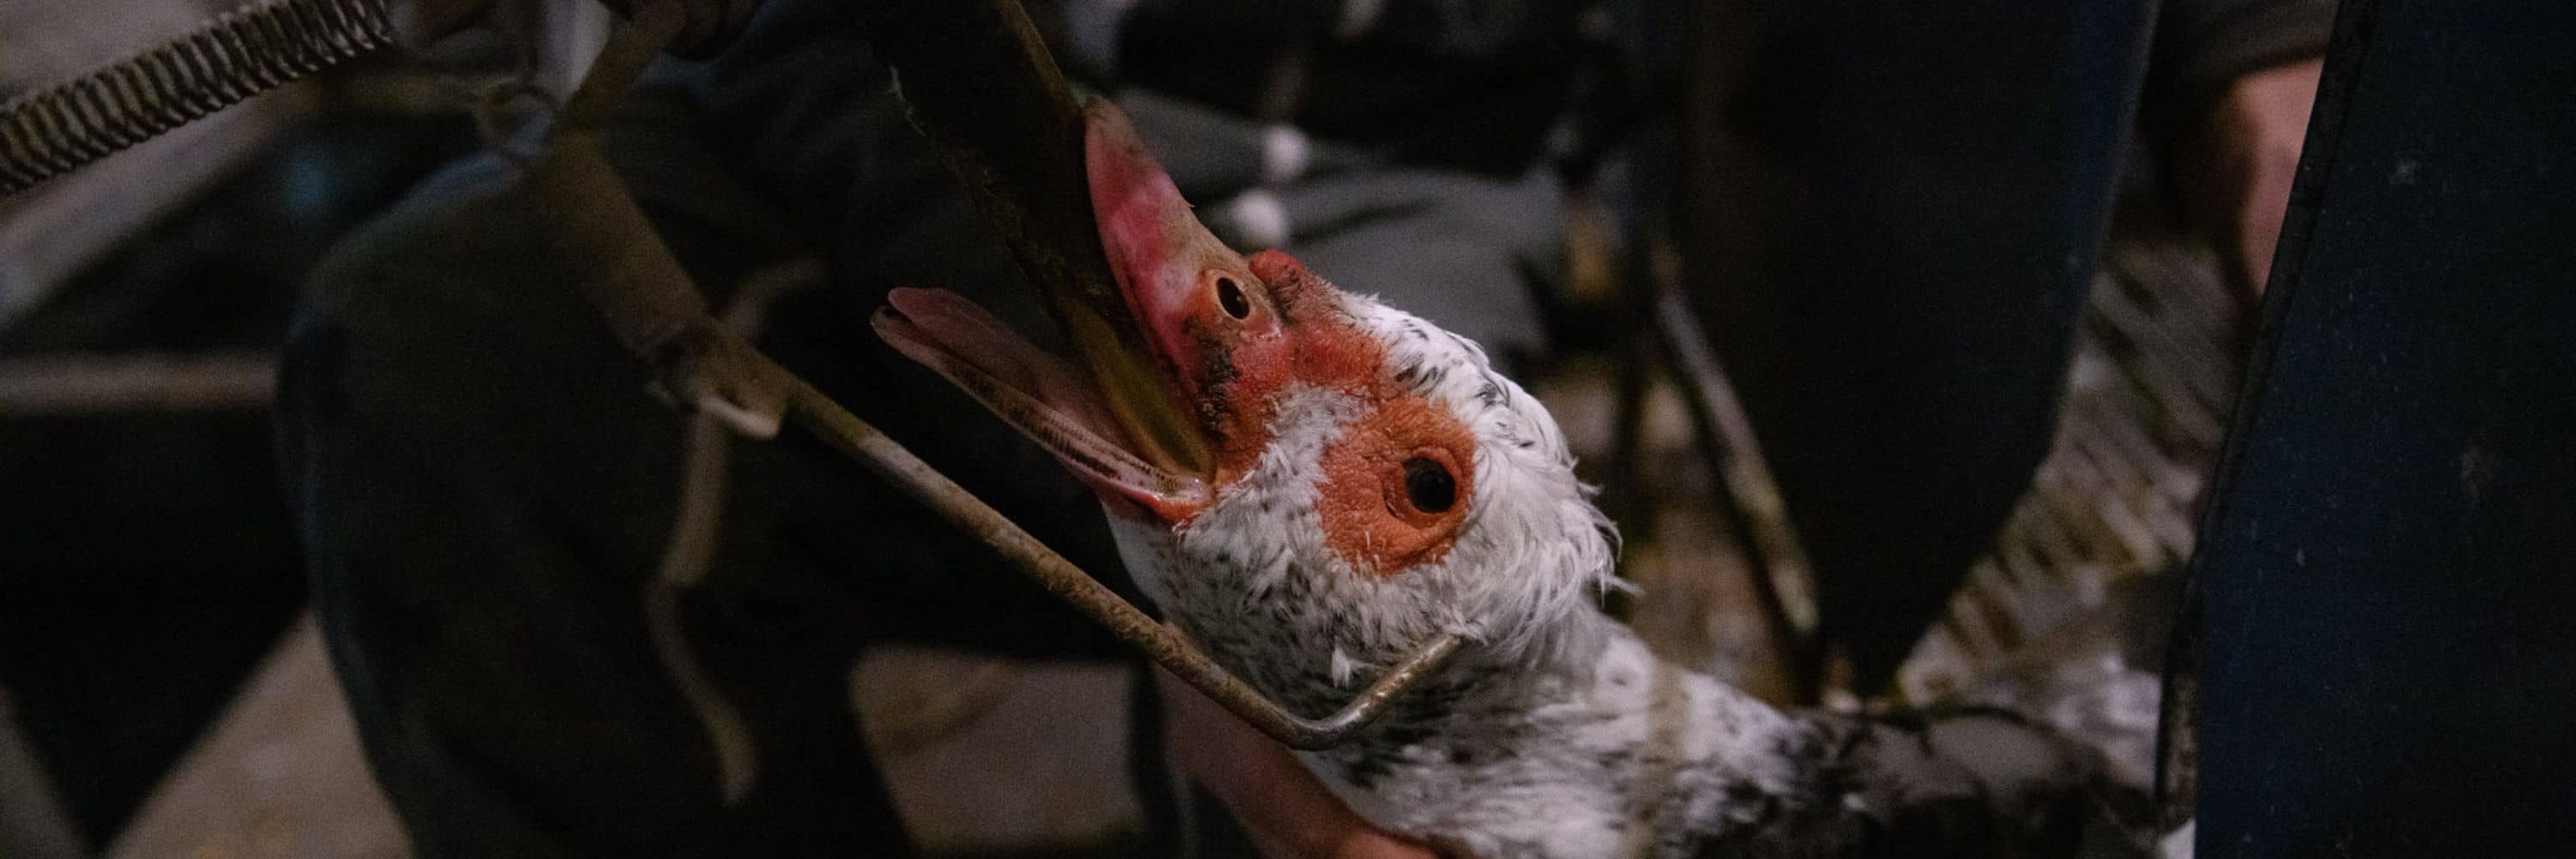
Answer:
[872,97,1249,521]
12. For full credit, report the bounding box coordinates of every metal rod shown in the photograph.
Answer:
[781,369,1462,749]
[0,352,275,416]
[524,0,787,440]
[1649,271,1822,702]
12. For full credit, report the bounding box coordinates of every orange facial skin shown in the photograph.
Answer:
[1176,251,1477,577]
[1314,399,1476,577]
[1087,99,1473,577]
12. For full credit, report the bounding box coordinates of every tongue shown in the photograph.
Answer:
[872,288,1207,511]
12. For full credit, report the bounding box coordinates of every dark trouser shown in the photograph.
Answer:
[1678,0,2159,689]
[274,99,1141,856]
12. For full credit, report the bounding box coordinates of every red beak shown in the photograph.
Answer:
[871,98,1266,521]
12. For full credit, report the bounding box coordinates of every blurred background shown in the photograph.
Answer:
[2,3,591,855]
[0,0,2295,856]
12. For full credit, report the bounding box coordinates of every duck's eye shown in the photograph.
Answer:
[1215,276,1252,320]
[1402,456,1456,514]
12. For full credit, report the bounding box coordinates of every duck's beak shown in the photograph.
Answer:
[1081,98,1267,430]
[1049,99,1218,483]
[872,97,1242,521]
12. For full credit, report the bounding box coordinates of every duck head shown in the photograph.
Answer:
[875,100,1617,706]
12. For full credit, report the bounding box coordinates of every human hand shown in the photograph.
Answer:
[2181,58,2324,295]
[1154,669,1452,859]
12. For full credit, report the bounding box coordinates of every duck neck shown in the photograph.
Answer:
[1300,610,1815,858]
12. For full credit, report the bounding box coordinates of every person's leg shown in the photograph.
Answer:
[1676,0,2159,691]
[276,84,1139,857]
[637,3,1147,660]
[278,153,921,856]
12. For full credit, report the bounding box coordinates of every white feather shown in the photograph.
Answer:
[1104,289,1807,858]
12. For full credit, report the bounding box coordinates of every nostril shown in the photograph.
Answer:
[1216,277,1251,320]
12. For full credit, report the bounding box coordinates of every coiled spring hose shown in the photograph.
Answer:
[0,0,396,196]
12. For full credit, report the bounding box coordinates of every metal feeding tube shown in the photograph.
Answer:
[519,0,1464,751]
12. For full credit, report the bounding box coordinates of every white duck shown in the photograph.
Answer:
[875,100,2134,859]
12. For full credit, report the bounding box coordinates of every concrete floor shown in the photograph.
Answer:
[97,623,1151,858]
[100,618,404,859]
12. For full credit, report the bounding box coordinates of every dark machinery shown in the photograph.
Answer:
[2189,0,2576,852]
